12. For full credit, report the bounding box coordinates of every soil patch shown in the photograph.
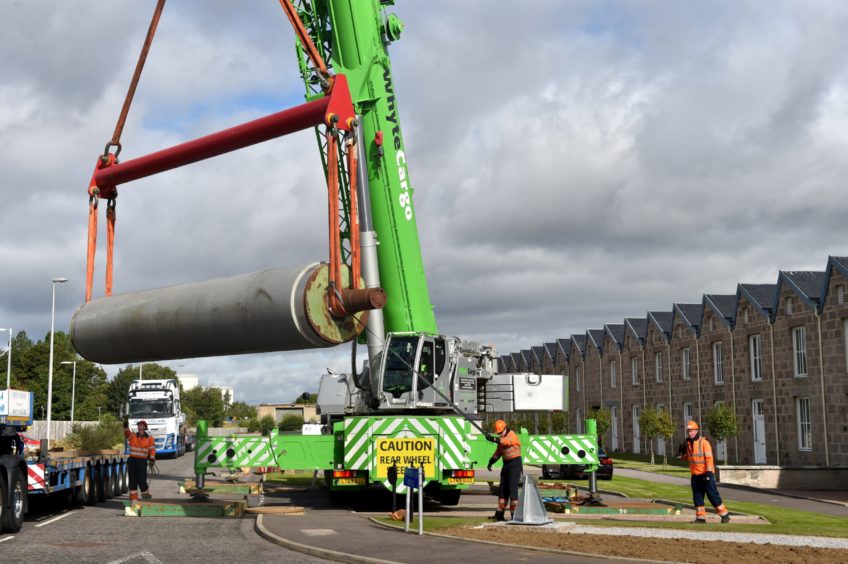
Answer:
[439,527,847,563]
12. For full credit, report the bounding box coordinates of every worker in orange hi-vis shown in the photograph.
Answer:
[679,421,730,523]
[486,419,522,521]
[124,416,156,501]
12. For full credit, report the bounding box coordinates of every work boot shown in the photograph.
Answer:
[141,492,153,500]
[721,514,730,524]
[491,509,505,521]
[692,517,706,524]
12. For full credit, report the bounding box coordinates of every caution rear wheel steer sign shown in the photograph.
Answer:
[375,437,436,479]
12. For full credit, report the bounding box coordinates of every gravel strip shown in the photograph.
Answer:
[550,522,848,549]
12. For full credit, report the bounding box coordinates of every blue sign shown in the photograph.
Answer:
[403,467,420,489]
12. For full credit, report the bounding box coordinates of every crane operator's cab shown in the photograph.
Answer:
[317,333,496,418]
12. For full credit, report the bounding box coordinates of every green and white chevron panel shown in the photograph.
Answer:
[194,435,278,471]
[524,434,598,466]
[343,415,472,492]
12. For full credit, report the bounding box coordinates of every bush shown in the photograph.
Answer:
[278,415,304,432]
[65,414,125,451]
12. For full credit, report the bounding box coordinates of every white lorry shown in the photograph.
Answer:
[125,379,187,458]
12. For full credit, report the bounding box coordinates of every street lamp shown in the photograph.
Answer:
[47,277,68,447]
[60,361,77,422]
[0,327,11,389]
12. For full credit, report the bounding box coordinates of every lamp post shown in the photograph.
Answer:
[47,277,68,447]
[0,327,11,389]
[60,360,77,422]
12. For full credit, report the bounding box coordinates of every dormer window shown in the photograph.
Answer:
[786,296,794,315]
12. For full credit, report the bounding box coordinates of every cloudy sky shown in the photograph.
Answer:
[2,1,847,404]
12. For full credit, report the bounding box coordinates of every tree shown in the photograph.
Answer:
[550,412,569,434]
[183,386,226,426]
[248,415,277,436]
[278,414,304,432]
[226,401,257,422]
[638,409,660,465]
[294,392,317,404]
[704,403,739,464]
[589,407,612,446]
[655,409,677,467]
[65,414,124,450]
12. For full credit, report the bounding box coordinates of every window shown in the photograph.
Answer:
[743,307,749,324]
[655,353,663,383]
[786,296,794,315]
[709,317,715,332]
[609,361,617,388]
[575,407,583,434]
[838,285,845,305]
[793,327,807,377]
[683,402,693,425]
[749,334,762,381]
[796,397,811,450]
[631,356,639,385]
[576,366,582,392]
[682,348,691,381]
[713,342,724,384]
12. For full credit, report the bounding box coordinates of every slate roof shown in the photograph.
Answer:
[625,318,648,344]
[510,352,521,371]
[737,283,777,320]
[497,357,508,373]
[604,323,625,348]
[674,303,703,333]
[571,334,587,355]
[587,329,605,354]
[520,349,532,370]
[821,257,848,313]
[704,294,736,326]
[832,256,848,272]
[543,342,557,362]
[530,346,543,366]
[556,338,571,361]
[779,271,826,310]
[648,311,674,340]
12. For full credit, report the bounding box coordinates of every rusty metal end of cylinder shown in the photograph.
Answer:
[340,287,386,314]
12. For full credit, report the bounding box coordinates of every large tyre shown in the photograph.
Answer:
[437,489,462,506]
[84,465,97,506]
[1,468,26,533]
[72,468,87,505]
[95,465,106,503]
[104,465,115,499]
[0,473,7,532]
[541,466,552,479]
[112,463,122,497]
[120,464,128,494]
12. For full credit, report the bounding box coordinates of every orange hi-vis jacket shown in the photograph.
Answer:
[683,436,714,475]
[492,430,521,462]
[125,428,156,461]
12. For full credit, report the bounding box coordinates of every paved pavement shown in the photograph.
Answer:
[258,465,848,563]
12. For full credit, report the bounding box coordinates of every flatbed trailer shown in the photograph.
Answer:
[1,389,128,533]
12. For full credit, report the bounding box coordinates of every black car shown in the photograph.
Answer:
[541,447,614,480]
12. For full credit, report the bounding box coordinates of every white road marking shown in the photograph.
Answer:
[35,511,73,527]
[107,551,164,564]
[0,536,14,543]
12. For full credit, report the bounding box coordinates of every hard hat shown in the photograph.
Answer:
[493,420,507,433]
[137,420,148,428]
[686,420,699,431]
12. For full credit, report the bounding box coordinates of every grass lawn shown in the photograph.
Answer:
[374,516,489,532]
[382,475,848,539]
[604,452,692,478]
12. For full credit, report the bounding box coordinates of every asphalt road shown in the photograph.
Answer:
[0,454,325,564]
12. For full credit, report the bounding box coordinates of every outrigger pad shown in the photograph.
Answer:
[509,475,552,526]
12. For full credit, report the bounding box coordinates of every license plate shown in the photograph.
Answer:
[447,477,474,484]
[334,477,365,485]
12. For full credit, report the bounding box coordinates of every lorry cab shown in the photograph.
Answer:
[126,379,186,457]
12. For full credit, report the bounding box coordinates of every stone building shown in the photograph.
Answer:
[497,256,848,467]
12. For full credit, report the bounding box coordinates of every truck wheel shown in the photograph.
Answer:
[121,465,128,494]
[112,463,122,497]
[437,489,462,506]
[72,469,87,505]
[0,473,7,532]
[84,465,97,505]
[104,466,115,499]
[1,468,25,533]
[95,465,106,502]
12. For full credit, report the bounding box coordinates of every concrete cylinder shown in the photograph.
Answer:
[71,263,367,364]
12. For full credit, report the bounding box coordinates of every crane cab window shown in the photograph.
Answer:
[383,336,418,397]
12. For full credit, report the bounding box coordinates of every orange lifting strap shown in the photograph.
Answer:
[85,0,166,303]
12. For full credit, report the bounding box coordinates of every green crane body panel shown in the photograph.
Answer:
[469,430,600,470]
[300,0,437,335]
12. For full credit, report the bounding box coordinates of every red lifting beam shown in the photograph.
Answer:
[93,74,355,189]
